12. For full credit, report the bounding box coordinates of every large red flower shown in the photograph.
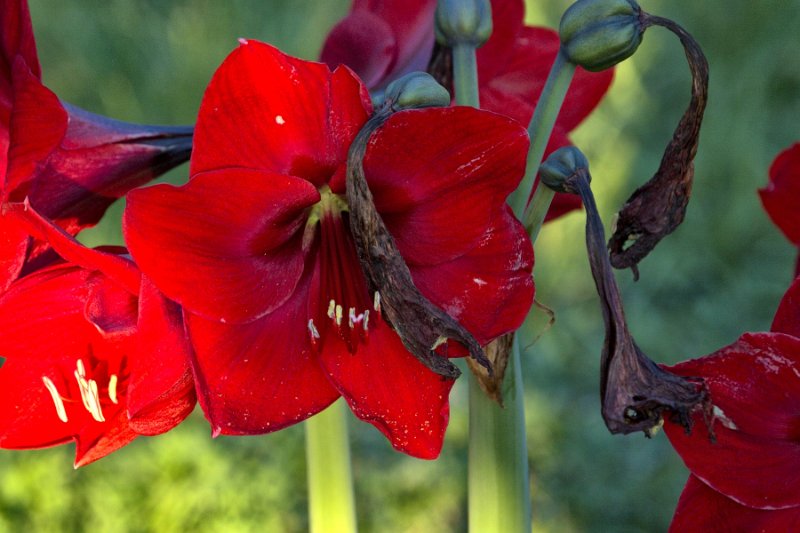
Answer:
[0,0,192,292]
[661,276,800,528]
[321,0,614,220]
[123,41,533,458]
[760,142,800,274]
[0,203,195,467]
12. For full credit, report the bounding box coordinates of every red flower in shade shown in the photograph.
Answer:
[0,0,192,292]
[321,0,614,220]
[661,276,800,529]
[123,42,533,458]
[760,142,800,275]
[0,203,195,467]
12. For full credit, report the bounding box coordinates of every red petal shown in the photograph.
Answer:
[760,143,800,245]
[127,276,195,436]
[664,333,800,509]
[84,272,139,338]
[5,200,140,293]
[319,320,454,459]
[73,405,137,468]
[0,0,40,80]
[186,267,339,436]
[0,214,29,291]
[364,106,528,265]
[320,9,395,89]
[190,40,370,184]
[669,476,800,532]
[410,206,534,345]
[0,264,96,358]
[124,169,317,324]
[773,275,800,337]
[5,57,66,198]
[477,0,525,82]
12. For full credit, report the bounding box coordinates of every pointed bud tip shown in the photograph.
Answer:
[435,0,493,48]
[559,0,644,71]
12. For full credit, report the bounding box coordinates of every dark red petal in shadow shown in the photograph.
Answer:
[760,143,800,245]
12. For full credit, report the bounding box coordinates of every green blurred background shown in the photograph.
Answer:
[2,0,798,531]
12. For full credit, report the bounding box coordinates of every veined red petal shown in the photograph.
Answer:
[0,0,40,81]
[760,143,800,245]
[409,206,534,346]
[669,476,800,533]
[190,40,370,183]
[364,106,528,265]
[73,405,137,468]
[124,169,317,324]
[664,333,800,509]
[477,0,525,82]
[84,271,139,338]
[773,275,800,338]
[186,267,339,436]
[318,319,454,459]
[127,276,195,436]
[0,214,29,291]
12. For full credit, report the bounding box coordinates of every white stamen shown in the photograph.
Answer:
[87,379,105,422]
[363,310,370,331]
[348,307,356,328]
[73,360,105,423]
[108,374,119,404]
[307,319,320,342]
[75,369,92,412]
[327,299,336,319]
[335,305,343,326]
[76,359,86,378]
[42,376,68,423]
[373,292,381,313]
[275,115,285,125]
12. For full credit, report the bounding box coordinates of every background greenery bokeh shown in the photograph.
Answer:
[2,0,798,531]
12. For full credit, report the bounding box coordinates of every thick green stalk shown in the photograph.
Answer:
[452,40,531,533]
[305,400,357,533]
[468,336,531,533]
[508,49,577,224]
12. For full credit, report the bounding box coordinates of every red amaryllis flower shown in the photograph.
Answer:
[123,41,533,458]
[0,202,195,467]
[321,0,614,220]
[760,142,800,275]
[661,276,800,528]
[0,0,192,292]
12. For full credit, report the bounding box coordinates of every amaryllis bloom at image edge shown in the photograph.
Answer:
[123,41,534,458]
[663,276,800,530]
[0,0,192,292]
[760,142,800,274]
[0,205,195,467]
[321,0,614,220]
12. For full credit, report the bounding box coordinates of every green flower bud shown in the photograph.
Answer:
[383,72,451,111]
[435,0,492,48]
[559,0,644,72]
[539,146,590,192]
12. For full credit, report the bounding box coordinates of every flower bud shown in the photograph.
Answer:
[434,0,492,48]
[559,0,644,72]
[383,72,451,111]
[540,146,590,192]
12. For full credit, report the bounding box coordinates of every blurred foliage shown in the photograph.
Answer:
[1,0,798,531]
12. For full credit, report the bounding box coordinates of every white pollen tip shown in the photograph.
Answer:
[238,37,249,45]
[363,310,370,331]
[307,319,320,340]
[275,115,285,125]
[348,307,356,328]
[327,299,336,319]
[373,292,381,313]
[335,305,343,326]
[76,359,86,377]
[109,374,119,404]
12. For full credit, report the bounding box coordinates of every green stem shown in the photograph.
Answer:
[452,38,531,533]
[452,42,480,107]
[305,400,357,533]
[508,48,577,225]
[468,336,531,533]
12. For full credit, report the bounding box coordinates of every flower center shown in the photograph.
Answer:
[306,187,382,353]
[41,352,127,424]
